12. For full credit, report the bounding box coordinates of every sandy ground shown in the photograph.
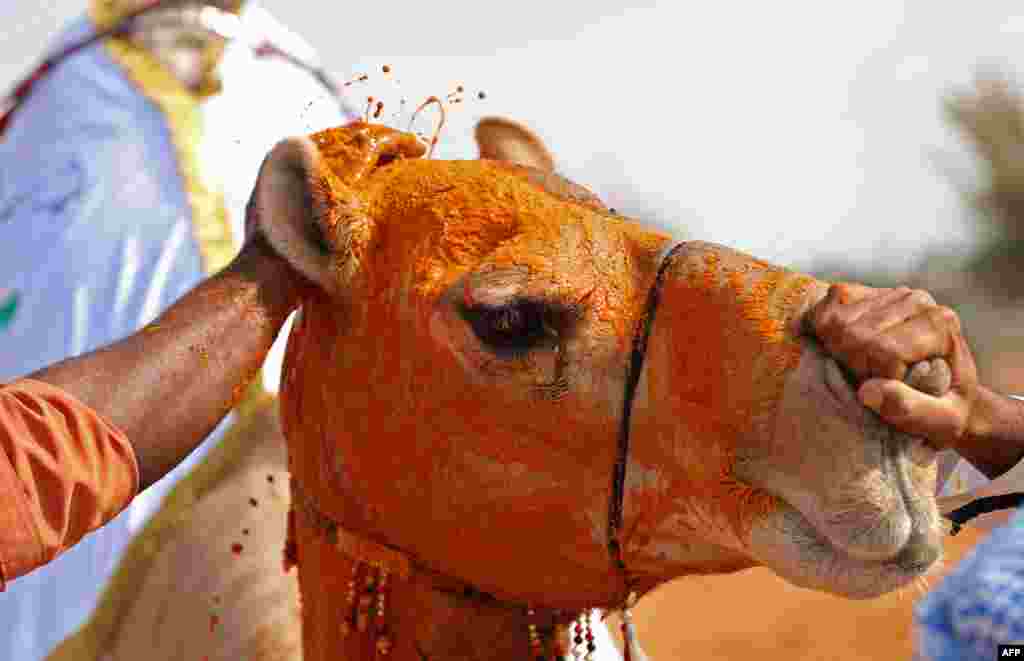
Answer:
[609,525,989,660]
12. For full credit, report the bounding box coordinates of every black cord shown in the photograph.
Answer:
[944,492,1024,535]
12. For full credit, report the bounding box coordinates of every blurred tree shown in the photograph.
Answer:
[809,73,1024,392]
[946,73,1024,300]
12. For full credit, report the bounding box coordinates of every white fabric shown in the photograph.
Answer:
[0,15,212,658]
[938,394,1024,502]
[0,5,352,658]
[125,1,357,536]
[198,4,358,396]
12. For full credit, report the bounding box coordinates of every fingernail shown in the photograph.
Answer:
[860,383,883,412]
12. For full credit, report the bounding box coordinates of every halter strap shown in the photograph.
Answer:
[608,242,683,572]
[607,240,1024,573]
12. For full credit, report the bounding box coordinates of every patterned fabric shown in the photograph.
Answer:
[916,508,1024,661]
[0,4,350,658]
[915,395,1024,661]
[0,16,210,657]
[939,452,996,501]
[0,290,18,332]
[0,379,139,590]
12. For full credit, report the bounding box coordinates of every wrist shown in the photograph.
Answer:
[959,386,1024,479]
[964,386,998,446]
[226,237,310,321]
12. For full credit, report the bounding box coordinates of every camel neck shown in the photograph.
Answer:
[287,478,609,660]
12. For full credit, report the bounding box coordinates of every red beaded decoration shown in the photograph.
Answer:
[550,612,568,660]
[375,565,392,657]
[571,615,586,661]
[584,611,597,661]
[526,607,545,661]
[340,562,360,638]
[357,566,378,633]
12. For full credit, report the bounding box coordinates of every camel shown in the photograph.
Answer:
[50,117,974,661]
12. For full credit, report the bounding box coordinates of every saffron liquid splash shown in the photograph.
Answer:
[341,63,488,159]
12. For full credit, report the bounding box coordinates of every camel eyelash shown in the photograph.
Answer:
[460,298,567,359]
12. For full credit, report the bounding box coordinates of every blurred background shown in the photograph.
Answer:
[4,4,1024,660]
[3,0,1024,389]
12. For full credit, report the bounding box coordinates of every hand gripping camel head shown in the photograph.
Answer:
[252,121,943,658]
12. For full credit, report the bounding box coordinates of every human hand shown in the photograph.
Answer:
[226,170,315,310]
[806,283,980,450]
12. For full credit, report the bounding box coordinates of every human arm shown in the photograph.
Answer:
[0,229,308,588]
[807,282,1024,480]
[28,233,308,491]
[0,378,139,588]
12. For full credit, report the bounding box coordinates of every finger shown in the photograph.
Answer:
[831,286,912,324]
[823,286,921,376]
[807,285,908,346]
[852,288,938,336]
[859,379,967,446]
[854,306,961,381]
[905,357,953,398]
[947,331,980,397]
[830,282,881,304]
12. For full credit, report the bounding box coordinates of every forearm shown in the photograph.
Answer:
[957,386,1024,480]
[29,239,305,490]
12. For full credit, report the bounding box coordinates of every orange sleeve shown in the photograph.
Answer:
[0,378,139,590]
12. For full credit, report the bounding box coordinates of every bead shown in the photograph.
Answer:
[375,635,393,655]
[357,593,374,632]
[340,619,353,638]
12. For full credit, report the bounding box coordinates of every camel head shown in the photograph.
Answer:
[253,119,942,620]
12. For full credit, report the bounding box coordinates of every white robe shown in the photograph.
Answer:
[0,5,353,658]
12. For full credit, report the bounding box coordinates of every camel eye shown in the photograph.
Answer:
[463,300,553,358]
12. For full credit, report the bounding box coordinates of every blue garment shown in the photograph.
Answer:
[0,4,356,655]
[0,2,360,655]
[0,16,226,660]
[916,509,1024,660]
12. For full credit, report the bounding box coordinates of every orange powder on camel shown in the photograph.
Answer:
[622,241,820,572]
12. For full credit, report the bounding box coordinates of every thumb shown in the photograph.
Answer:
[858,378,963,446]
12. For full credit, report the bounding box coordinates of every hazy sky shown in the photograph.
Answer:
[4,1,1024,275]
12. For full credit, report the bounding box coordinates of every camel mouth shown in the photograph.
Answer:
[750,496,942,599]
[741,352,943,598]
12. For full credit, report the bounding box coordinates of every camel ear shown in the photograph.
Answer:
[250,136,369,296]
[253,125,426,296]
[475,117,557,172]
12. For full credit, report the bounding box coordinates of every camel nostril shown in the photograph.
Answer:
[895,532,941,572]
